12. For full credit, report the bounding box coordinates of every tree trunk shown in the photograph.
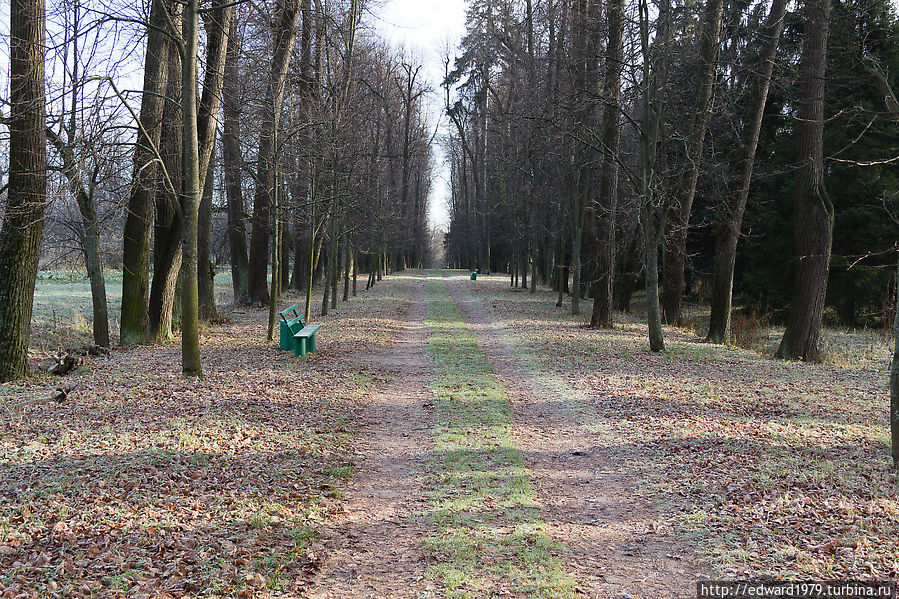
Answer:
[281,210,291,289]
[320,237,331,317]
[706,0,788,343]
[120,0,169,344]
[290,0,313,291]
[330,223,339,310]
[660,0,724,325]
[589,0,624,328]
[638,0,670,352]
[222,33,249,304]
[643,207,665,352]
[149,13,183,342]
[614,221,642,312]
[198,152,217,320]
[352,247,357,296]
[775,0,833,363]
[181,0,203,377]
[194,0,231,321]
[891,255,899,467]
[0,0,46,381]
[267,145,281,341]
[247,0,302,305]
[342,237,350,302]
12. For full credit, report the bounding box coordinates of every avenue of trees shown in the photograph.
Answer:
[0,0,432,380]
[3,0,899,465]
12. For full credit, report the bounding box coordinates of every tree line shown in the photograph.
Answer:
[0,0,433,381]
[442,0,898,355]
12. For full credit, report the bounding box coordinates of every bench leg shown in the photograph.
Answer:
[279,322,290,351]
[293,337,307,358]
[309,333,316,353]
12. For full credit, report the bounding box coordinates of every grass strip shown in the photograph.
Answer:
[421,272,574,599]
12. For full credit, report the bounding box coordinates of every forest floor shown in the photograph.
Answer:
[1,270,897,598]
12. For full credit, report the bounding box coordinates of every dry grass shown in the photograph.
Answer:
[466,274,898,580]
[0,273,416,598]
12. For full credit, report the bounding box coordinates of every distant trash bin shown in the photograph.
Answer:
[470,272,477,281]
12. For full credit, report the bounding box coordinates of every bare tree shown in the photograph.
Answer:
[247,0,302,305]
[706,0,788,343]
[120,0,170,345]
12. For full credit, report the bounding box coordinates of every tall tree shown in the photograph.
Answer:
[46,0,110,348]
[588,0,624,328]
[196,0,234,320]
[247,0,302,305]
[290,0,314,292]
[706,0,788,343]
[120,0,170,344]
[222,23,249,304]
[181,0,202,376]
[638,0,671,352]
[148,5,184,342]
[660,0,725,325]
[775,0,833,362]
[0,0,47,381]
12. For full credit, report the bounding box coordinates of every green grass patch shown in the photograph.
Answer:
[422,272,574,598]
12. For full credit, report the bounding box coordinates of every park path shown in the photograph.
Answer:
[443,271,708,598]
[307,270,706,597]
[305,274,438,599]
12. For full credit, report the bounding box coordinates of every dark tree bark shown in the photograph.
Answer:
[222,30,249,304]
[660,0,724,325]
[775,0,833,362]
[706,0,788,343]
[290,0,313,293]
[0,0,46,381]
[120,0,170,344]
[892,256,899,467]
[247,0,302,305]
[614,222,642,313]
[589,0,624,328]
[568,0,597,316]
[281,213,291,289]
[198,152,217,320]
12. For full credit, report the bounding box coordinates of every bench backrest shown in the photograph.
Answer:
[278,304,300,323]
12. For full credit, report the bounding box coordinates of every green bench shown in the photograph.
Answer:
[278,305,305,351]
[277,305,322,358]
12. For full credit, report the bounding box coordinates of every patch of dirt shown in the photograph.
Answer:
[444,271,710,598]
[305,273,438,599]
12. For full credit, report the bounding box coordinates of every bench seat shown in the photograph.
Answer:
[293,324,322,357]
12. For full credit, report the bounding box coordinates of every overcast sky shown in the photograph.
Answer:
[371,0,469,231]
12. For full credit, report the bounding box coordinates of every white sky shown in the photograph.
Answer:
[370,0,469,231]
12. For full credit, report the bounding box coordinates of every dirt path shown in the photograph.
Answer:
[306,274,438,599]
[444,271,709,598]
